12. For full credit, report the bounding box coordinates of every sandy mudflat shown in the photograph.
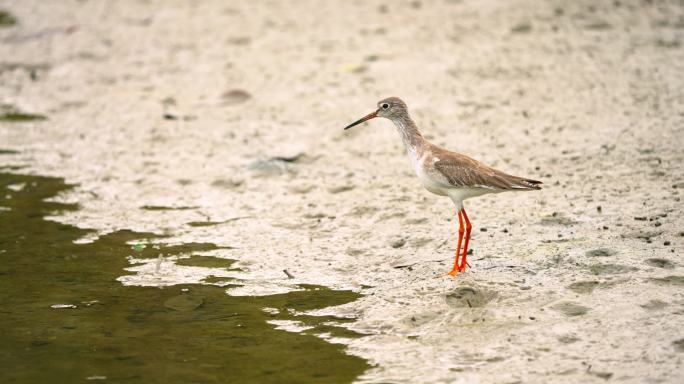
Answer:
[1,0,683,382]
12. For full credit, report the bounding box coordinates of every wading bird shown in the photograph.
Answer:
[344,97,542,276]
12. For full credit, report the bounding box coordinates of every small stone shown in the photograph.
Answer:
[222,89,251,105]
[591,371,613,380]
[390,238,406,248]
[511,22,532,33]
[328,185,354,194]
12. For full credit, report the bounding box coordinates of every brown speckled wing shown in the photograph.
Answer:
[433,150,542,190]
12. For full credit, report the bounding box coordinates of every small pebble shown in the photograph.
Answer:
[664,241,670,246]
[390,238,406,248]
[222,89,251,105]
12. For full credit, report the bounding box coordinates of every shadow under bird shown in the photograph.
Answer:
[344,97,542,276]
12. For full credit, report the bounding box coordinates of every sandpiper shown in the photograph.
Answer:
[344,97,542,276]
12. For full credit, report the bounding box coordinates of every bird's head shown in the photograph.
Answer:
[344,97,408,130]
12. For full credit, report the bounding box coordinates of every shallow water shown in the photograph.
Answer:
[0,173,369,383]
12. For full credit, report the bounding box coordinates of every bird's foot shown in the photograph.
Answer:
[445,266,467,277]
[444,266,468,278]
[446,269,459,277]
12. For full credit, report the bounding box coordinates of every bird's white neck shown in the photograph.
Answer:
[392,115,425,153]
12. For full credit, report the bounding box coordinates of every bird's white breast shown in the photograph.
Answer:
[407,148,450,196]
[407,148,497,205]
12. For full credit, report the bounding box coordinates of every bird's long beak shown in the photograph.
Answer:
[344,110,378,130]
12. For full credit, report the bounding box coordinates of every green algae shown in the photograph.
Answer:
[0,105,46,122]
[140,205,198,211]
[0,173,369,384]
[175,255,240,269]
[0,10,17,27]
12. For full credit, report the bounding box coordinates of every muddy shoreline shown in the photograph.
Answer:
[1,0,683,382]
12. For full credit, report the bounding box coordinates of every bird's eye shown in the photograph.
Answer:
[381,103,389,110]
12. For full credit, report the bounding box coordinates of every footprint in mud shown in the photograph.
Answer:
[588,263,636,275]
[552,302,589,317]
[557,334,580,344]
[540,212,577,226]
[163,294,205,312]
[347,205,378,217]
[445,286,497,308]
[645,258,675,269]
[621,230,663,242]
[211,178,244,189]
[585,248,617,257]
[640,299,668,311]
[567,281,600,294]
[648,276,684,286]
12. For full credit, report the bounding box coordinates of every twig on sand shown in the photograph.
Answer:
[283,269,294,279]
[393,259,445,269]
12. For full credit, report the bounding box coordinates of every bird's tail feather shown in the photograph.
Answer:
[507,175,543,190]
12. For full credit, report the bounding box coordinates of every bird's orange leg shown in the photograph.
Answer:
[459,208,472,272]
[447,210,464,276]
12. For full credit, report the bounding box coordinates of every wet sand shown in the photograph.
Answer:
[1,0,683,382]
